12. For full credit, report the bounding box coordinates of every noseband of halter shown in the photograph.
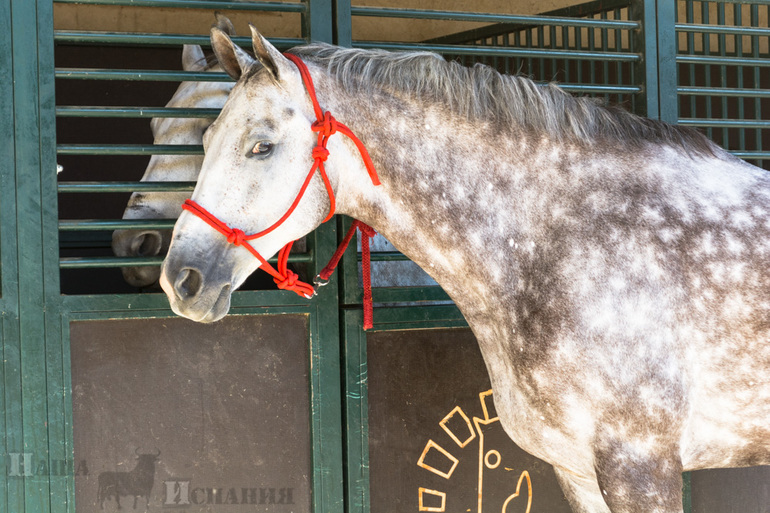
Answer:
[182,53,381,328]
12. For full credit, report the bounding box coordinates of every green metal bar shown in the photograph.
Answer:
[685,1,696,128]
[752,4,763,165]
[717,3,728,146]
[676,54,770,67]
[333,0,352,46]
[56,144,203,155]
[731,151,770,159]
[678,118,770,128]
[56,106,220,118]
[353,41,640,62]
[305,0,332,43]
[676,23,770,37]
[702,2,713,142]
[58,181,195,193]
[656,0,678,124]
[55,68,230,82]
[59,219,176,231]
[52,0,306,12]
[54,31,303,48]
[630,0,660,118]
[601,8,610,105]
[350,6,639,30]
[59,251,314,269]
[735,3,746,153]
[677,86,770,98]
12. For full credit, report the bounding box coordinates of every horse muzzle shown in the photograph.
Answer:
[112,228,169,288]
[160,257,233,323]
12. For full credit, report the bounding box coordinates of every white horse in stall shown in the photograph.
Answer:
[157,25,770,513]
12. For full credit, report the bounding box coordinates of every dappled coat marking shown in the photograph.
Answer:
[159,25,770,513]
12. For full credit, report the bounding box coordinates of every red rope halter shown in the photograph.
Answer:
[182,53,380,328]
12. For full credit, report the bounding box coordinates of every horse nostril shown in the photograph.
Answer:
[130,232,163,257]
[174,268,203,300]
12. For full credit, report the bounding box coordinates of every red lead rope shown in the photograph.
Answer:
[182,53,380,329]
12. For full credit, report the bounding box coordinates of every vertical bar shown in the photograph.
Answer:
[305,0,333,43]
[752,3,763,167]
[631,0,660,118]
[11,0,53,511]
[601,9,611,105]
[717,2,728,146]
[342,309,368,513]
[334,0,352,47]
[656,0,678,123]
[735,3,745,153]
[300,4,345,513]
[308,247,345,513]
[36,0,70,509]
[0,0,19,509]
[687,1,696,124]
[703,2,713,140]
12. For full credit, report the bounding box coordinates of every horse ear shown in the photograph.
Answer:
[249,24,292,82]
[213,12,236,36]
[182,44,206,72]
[210,26,256,81]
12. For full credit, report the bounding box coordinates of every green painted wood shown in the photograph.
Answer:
[342,309,368,513]
[37,1,71,509]
[12,0,53,510]
[0,0,22,509]
[305,219,346,513]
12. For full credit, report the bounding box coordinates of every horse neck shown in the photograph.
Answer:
[324,83,542,318]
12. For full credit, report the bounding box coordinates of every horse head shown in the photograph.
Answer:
[160,26,360,322]
[112,15,235,288]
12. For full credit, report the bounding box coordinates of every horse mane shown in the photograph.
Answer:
[290,43,717,156]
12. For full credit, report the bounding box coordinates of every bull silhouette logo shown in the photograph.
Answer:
[97,448,161,510]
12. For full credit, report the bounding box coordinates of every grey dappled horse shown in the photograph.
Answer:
[159,25,770,513]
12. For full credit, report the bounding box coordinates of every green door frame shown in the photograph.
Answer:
[3,2,346,513]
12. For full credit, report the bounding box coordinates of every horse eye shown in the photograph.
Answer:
[252,141,274,156]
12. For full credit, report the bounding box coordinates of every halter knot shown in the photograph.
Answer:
[312,111,338,137]
[274,270,299,290]
[312,146,330,162]
[227,228,246,246]
[358,223,377,238]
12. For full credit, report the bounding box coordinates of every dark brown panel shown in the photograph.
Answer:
[70,314,311,512]
[691,466,770,513]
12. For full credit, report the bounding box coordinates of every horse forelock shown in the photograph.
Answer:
[290,43,717,157]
